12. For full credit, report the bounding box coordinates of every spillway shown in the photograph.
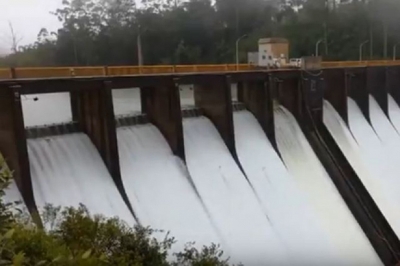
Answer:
[233,110,339,264]
[323,99,389,220]
[27,133,135,225]
[326,96,400,237]
[183,116,292,266]
[117,124,220,253]
[274,106,381,265]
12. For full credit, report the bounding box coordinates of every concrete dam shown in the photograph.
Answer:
[1,67,400,265]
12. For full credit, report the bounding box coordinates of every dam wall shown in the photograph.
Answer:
[2,67,400,264]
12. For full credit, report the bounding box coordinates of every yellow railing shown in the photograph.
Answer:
[321,60,400,68]
[1,61,400,80]
[0,64,254,79]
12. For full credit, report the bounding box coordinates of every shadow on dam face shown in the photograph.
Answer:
[1,67,400,264]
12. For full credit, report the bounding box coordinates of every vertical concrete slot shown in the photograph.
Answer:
[386,66,400,107]
[269,70,301,119]
[346,67,369,123]
[70,80,136,219]
[192,75,236,157]
[236,76,278,152]
[0,84,41,226]
[324,68,348,125]
[367,66,388,117]
[301,70,324,123]
[140,78,185,161]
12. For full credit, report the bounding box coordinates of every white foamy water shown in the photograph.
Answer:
[325,98,400,237]
[27,133,135,225]
[183,116,293,266]
[3,180,22,203]
[358,96,400,236]
[274,106,381,266]
[2,180,29,216]
[233,110,339,265]
[117,124,221,253]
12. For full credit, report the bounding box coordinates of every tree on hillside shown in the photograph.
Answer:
[1,0,400,66]
[0,167,233,265]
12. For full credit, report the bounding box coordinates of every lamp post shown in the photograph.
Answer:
[137,24,143,66]
[315,39,324,57]
[236,34,248,70]
[359,40,369,61]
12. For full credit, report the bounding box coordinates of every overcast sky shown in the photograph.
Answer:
[0,0,62,54]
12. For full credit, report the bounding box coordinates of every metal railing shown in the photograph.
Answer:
[2,60,400,79]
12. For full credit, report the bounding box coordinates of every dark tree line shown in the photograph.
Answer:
[1,0,400,67]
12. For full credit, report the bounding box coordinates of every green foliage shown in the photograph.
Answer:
[2,0,400,67]
[172,243,233,266]
[0,156,15,232]
[0,166,233,265]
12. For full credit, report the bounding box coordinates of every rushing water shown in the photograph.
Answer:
[326,96,400,237]
[117,123,221,253]
[28,133,136,225]
[183,116,293,266]
[275,105,381,265]
[1,85,387,264]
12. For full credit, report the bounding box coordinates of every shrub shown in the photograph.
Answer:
[0,160,235,265]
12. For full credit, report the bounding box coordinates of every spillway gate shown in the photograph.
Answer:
[2,66,400,265]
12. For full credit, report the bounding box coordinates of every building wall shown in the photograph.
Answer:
[269,43,289,60]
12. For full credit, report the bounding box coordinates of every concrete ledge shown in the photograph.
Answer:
[115,115,149,127]
[26,122,79,139]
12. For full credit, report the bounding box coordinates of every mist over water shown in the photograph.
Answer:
[117,123,221,254]
[183,116,292,266]
[27,133,136,225]
[324,97,400,238]
[2,86,390,264]
[233,110,340,265]
[274,105,381,265]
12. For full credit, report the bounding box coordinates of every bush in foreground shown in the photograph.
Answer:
[0,169,233,265]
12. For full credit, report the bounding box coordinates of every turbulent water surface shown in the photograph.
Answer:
[183,116,296,265]
[275,105,381,265]
[28,133,135,225]
[117,123,221,253]
[1,86,388,265]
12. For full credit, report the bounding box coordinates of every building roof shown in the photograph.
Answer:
[258,38,289,44]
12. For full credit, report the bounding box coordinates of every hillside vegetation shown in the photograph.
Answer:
[1,0,400,67]
[0,169,233,265]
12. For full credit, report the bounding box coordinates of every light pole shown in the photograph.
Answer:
[236,34,248,70]
[137,24,143,66]
[315,39,324,57]
[393,42,400,61]
[359,40,369,61]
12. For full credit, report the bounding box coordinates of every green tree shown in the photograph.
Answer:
[2,0,400,66]
[0,163,233,265]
